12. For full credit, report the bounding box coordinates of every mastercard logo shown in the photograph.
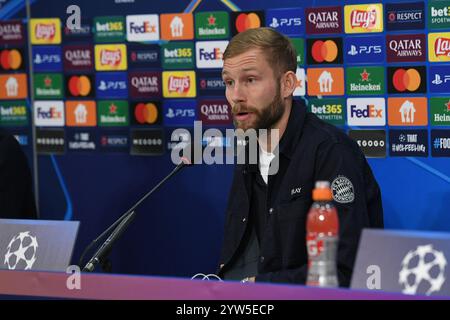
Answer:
[235,13,261,33]
[68,75,92,97]
[134,103,158,124]
[392,68,421,92]
[0,49,22,70]
[311,40,338,63]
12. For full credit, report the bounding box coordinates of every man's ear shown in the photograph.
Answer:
[280,71,297,98]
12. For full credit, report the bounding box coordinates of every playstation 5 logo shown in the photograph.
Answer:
[348,45,358,56]
[431,74,450,85]
[270,18,279,28]
[347,45,382,56]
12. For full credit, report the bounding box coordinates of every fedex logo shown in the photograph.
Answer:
[196,41,228,68]
[347,98,386,126]
[350,105,383,118]
[34,101,65,126]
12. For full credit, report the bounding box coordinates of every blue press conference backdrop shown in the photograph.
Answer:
[1,0,450,277]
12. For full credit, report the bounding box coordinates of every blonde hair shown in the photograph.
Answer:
[223,27,297,77]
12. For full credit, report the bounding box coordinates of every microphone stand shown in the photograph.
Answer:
[80,160,190,272]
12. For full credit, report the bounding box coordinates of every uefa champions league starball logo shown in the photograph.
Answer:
[4,231,39,270]
[399,244,447,296]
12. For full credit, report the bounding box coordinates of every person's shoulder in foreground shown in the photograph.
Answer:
[0,130,37,219]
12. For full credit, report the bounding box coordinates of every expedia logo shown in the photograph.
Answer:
[351,9,377,29]
[168,76,190,94]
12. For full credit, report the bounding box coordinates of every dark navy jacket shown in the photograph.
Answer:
[218,99,383,287]
[0,131,37,219]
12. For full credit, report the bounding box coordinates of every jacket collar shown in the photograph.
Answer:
[244,99,307,173]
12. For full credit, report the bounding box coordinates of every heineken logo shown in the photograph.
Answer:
[347,67,384,95]
[195,11,229,39]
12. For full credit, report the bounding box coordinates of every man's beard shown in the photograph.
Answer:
[232,85,285,131]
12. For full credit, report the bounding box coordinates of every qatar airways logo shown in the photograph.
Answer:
[435,37,450,57]
[350,9,377,29]
[35,23,56,40]
[100,49,122,66]
[168,76,190,93]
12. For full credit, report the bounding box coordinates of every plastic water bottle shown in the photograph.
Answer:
[306,181,339,287]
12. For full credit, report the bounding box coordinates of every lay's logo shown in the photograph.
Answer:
[351,10,377,29]
[30,18,61,44]
[435,37,450,56]
[429,33,450,62]
[95,44,127,71]
[163,71,196,98]
[169,76,190,94]
[345,4,383,33]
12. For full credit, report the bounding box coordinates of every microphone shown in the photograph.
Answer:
[79,153,192,272]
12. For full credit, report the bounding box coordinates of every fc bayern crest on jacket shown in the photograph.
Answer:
[331,176,355,204]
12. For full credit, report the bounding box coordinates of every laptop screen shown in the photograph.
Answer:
[0,219,79,272]
[351,228,450,296]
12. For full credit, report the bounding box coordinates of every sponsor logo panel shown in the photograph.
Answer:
[0,101,28,126]
[162,71,196,98]
[266,8,305,36]
[344,4,384,33]
[344,35,385,64]
[30,18,61,44]
[34,100,65,126]
[385,2,425,31]
[307,68,345,96]
[195,11,229,39]
[307,98,345,125]
[389,129,428,157]
[347,98,386,126]
[130,129,165,155]
[388,97,428,126]
[36,128,65,154]
[306,6,342,34]
[431,129,450,157]
[348,129,386,158]
[0,74,28,99]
